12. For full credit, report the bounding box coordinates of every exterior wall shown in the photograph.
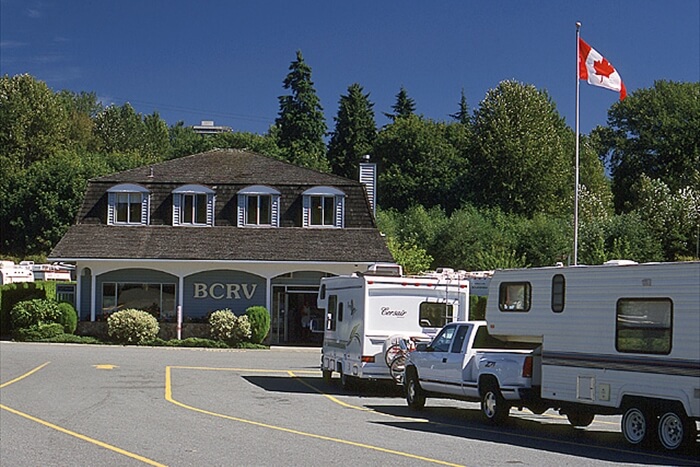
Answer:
[183,270,266,320]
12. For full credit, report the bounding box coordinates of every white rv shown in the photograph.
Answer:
[485,261,700,451]
[318,264,470,387]
[0,261,34,285]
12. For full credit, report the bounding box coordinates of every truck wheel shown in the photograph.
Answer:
[339,367,353,390]
[566,411,595,427]
[405,370,425,410]
[322,369,332,384]
[481,386,510,425]
[657,409,695,451]
[621,406,654,446]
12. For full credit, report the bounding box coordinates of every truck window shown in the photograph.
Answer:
[419,302,454,327]
[499,282,531,312]
[327,295,337,331]
[450,325,469,353]
[551,274,565,312]
[431,325,456,352]
[616,298,672,354]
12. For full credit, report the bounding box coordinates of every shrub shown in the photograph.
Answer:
[13,323,64,342]
[10,298,62,329]
[107,308,159,345]
[56,302,78,334]
[245,306,271,344]
[209,309,252,345]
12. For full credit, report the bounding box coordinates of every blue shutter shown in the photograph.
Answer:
[271,195,280,227]
[335,196,344,228]
[172,193,181,225]
[302,196,310,227]
[141,193,150,225]
[107,192,116,225]
[237,195,245,227]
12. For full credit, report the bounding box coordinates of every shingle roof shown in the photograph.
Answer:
[50,225,393,263]
[92,148,356,187]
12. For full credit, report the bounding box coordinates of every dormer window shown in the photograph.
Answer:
[107,184,150,225]
[238,185,280,227]
[303,186,345,228]
[172,185,215,226]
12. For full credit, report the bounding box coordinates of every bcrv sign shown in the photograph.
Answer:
[193,282,258,300]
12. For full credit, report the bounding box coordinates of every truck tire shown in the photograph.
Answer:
[339,367,354,390]
[621,406,655,446]
[566,411,595,427]
[480,385,510,425]
[405,369,425,410]
[657,408,696,451]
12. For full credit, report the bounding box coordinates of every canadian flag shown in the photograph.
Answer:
[579,38,627,100]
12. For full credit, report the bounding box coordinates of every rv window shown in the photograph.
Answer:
[338,302,344,322]
[499,282,531,312]
[419,302,454,328]
[327,295,337,331]
[616,298,672,355]
[551,274,565,313]
[319,284,326,300]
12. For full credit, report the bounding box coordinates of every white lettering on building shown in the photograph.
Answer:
[193,283,258,300]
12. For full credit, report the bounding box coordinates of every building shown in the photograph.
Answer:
[191,120,232,135]
[49,149,392,344]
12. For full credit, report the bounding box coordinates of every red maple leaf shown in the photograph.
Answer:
[593,58,615,78]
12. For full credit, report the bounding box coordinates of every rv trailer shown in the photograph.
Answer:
[485,261,700,451]
[318,264,470,387]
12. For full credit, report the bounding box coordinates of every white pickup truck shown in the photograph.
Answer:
[403,320,540,424]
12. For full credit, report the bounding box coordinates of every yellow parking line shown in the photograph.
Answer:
[0,362,166,467]
[165,366,464,467]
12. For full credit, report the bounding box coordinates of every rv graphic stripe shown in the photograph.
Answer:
[542,351,700,378]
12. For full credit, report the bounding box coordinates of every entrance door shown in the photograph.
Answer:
[270,286,323,345]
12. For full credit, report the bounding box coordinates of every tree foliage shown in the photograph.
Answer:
[599,80,700,212]
[383,86,416,122]
[327,83,377,178]
[275,50,328,171]
[469,80,572,217]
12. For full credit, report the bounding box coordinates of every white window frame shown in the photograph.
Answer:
[107,183,150,226]
[237,185,280,227]
[302,186,345,228]
[172,185,215,226]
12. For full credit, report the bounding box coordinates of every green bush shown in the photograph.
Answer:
[166,337,229,348]
[40,334,102,344]
[13,323,64,341]
[209,309,252,345]
[245,306,271,344]
[10,298,62,329]
[107,308,159,345]
[469,295,488,320]
[56,302,78,334]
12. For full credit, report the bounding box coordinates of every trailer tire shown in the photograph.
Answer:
[405,369,425,410]
[322,369,332,384]
[621,406,655,447]
[657,408,695,451]
[566,411,595,428]
[480,384,510,425]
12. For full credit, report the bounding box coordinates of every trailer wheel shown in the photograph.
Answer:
[405,369,425,410]
[480,384,510,425]
[621,406,655,446]
[322,369,332,384]
[657,408,695,451]
[566,411,595,428]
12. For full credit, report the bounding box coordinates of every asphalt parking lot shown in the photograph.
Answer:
[1,341,698,466]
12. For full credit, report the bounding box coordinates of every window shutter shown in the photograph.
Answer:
[335,196,344,228]
[302,196,310,227]
[237,195,245,227]
[207,194,215,226]
[107,192,115,225]
[172,193,181,225]
[141,194,150,225]
[271,195,280,227]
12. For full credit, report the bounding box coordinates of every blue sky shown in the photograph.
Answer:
[1,1,698,136]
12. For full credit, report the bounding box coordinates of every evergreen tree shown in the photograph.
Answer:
[450,88,470,124]
[383,86,416,122]
[275,50,328,171]
[327,83,377,179]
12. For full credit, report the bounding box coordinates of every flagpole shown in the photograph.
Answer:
[574,21,581,266]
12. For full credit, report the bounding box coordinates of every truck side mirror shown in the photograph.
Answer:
[415,343,429,352]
